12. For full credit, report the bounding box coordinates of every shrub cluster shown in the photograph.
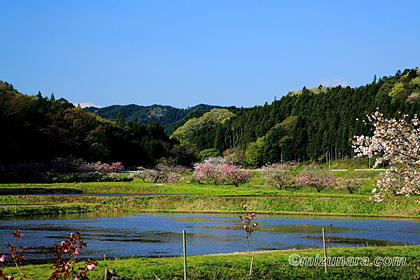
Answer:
[192,162,252,187]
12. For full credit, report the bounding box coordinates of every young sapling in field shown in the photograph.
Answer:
[0,230,97,280]
[239,204,258,275]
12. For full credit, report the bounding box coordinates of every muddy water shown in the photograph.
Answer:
[0,213,419,263]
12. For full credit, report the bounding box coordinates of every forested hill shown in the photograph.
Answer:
[83,104,221,133]
[0,82,177,169]
[172,68,420,167]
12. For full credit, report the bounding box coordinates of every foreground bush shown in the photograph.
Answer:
[0,230,97,280]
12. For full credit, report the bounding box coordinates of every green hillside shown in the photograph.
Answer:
[0,82,173,170]
[83,103,221,133]
[171,68,420,167]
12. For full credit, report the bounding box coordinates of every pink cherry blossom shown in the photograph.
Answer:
[87,263,95,270]
[0,254,7,262]
[218,164,251,187]
[193,162,219,185]
[296,166,336,192]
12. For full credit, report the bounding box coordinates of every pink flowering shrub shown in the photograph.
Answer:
[193,162,219,185]
[295,166,335,193]
[218,163,252,187]
[107,162,125,173]
[192,162,251,187]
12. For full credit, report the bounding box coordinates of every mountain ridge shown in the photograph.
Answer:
[83,103,221,133]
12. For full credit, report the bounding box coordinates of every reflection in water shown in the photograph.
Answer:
[0,213,420,263]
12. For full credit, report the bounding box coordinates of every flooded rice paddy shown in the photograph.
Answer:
[1,213,419,263]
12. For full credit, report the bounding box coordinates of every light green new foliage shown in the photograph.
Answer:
[245,136,265,166]
[388,82,404,99]
[410,76,420,87]
[171,108,235,142]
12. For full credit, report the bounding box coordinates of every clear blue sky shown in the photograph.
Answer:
[1,1,419,108]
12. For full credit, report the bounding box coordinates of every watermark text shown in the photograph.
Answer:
[288,253,406,267]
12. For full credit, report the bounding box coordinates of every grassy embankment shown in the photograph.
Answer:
[1,193,420,218]
[1,187,420,218]
[1,162,419,218]
[2,246,420,279]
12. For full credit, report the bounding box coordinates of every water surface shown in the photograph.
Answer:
[0,213,419,263]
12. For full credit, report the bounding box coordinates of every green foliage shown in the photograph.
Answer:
[245,137,265,167]
[0,82,173,175]
[115,112,125,128]
[171,108,235,143]
[179,68,420,167]
[388,82,404,99]
[199,148,221,161]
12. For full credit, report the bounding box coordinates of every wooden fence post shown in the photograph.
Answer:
[183,230,187,280]
[322,228,328,273]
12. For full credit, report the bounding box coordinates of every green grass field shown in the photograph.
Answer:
[2,246,419,279]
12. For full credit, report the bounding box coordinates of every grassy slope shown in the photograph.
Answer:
[1,193,420,218]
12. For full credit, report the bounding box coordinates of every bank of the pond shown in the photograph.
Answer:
[0,186,83,195]
[0,204,95,216]
[3,245,419,279]
[1,195,420,218]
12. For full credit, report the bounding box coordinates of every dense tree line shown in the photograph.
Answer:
[0,81,179,177]
[172,68,420,166]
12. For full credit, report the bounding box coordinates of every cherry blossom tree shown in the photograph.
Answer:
[260,163,294,190]
[295,166,335,193]
[193,162,219,185]
[218,163,251,187]
[353,109,420,201]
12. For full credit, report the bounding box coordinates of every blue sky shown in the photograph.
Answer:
[1,1,419,108]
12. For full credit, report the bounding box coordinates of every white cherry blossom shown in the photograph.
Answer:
[353,109,420,201]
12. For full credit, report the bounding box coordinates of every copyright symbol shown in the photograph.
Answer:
[288,253,301,266]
